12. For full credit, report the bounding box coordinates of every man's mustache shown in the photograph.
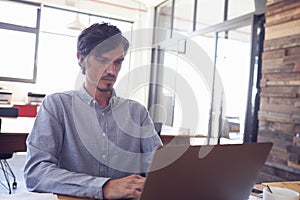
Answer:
[101,74,116,79]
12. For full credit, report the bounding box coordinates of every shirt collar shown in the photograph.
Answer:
[78,84,117,107]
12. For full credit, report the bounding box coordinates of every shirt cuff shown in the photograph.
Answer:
[90,177,111,199]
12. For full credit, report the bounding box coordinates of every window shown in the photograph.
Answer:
[0,1,40,83]
[0,1,37,27]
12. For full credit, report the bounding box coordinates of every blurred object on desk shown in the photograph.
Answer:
[160,125,190,136]
[222,116,241,140]
[262,181,300,196]
[26,92,45,105]
[159,125,191,145]
[13,104,37,117]
[0,90,12,105]
[0,107,18,118]
[262,186,299,200]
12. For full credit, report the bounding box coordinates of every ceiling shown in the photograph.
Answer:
[132,0,167,7]
[65,0,167,7]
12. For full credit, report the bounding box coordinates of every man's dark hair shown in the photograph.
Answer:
[77,22,129,74]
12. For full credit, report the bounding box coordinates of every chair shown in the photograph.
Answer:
[0,153,17,194]
[0,107,18,194]
[153,122,163,136]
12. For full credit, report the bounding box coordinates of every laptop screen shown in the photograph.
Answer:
[140,142,272,200]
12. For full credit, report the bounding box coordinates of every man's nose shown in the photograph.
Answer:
[105,62,117,74]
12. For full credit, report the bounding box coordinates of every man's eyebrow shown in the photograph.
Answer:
[97,55,124,61]
[97,55,109,60]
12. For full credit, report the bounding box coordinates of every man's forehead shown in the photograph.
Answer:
[96,54,125,60]
[92,39,124,52]
[94,44,125,59]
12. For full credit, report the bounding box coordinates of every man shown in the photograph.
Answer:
[24,23,162,199]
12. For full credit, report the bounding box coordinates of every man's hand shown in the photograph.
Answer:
[103,174,145,199]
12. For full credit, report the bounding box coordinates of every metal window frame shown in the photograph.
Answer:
[243,14,265,143]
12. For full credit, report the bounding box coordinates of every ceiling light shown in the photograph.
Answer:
[67,13,85,31]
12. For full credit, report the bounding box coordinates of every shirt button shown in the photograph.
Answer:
[103,132,106,137]
[102,154,106,159]
[102,112,104,116]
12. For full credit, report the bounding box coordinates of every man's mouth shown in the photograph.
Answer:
[101,77,115,81]
[101,75,116,81]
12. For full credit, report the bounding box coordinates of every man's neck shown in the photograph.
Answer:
[85,83,112,109]
[95,91,112,109]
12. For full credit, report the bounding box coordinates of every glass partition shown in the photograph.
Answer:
[228,0,255,20]
[155,1,173,43]
[173,0,195,32]
[196,0,225,29]
[211,25,252,143]
[150,33,215,136]
[152,0,263,144]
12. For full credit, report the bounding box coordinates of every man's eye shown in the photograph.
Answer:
[96,57,108,64]
[115,60,123,65]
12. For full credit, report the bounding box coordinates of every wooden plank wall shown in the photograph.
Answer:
[258,0,300,180]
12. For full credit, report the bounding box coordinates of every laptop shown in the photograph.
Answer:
[140,142,272,200]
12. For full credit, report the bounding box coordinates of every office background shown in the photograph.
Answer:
[0,0,300,184]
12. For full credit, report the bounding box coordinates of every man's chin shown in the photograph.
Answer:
[96,86,113,92]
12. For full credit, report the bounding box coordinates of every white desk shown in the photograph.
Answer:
[0,117,35,133]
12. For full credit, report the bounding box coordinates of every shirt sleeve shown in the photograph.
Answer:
[23,95,110,199]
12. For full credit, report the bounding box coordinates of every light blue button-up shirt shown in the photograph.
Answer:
[24,86,162,199]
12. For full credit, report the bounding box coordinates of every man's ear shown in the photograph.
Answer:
[77,52,85,67]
